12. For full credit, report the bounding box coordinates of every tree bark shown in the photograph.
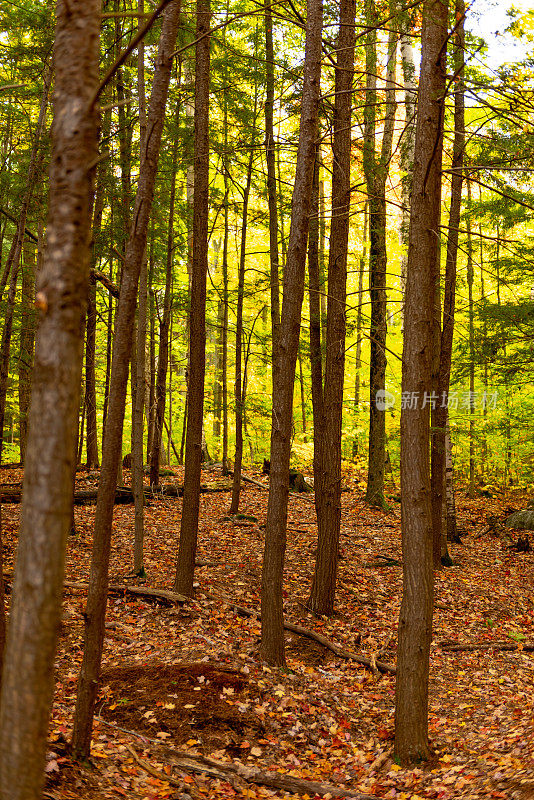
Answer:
[149,104,180,486]
[398,4,417,305]
[173,0,211,597]
[132,1,148,575]
[261,0,322,665]
[85,108,110,469]
[307,0,355,616]
[0,3,100,796]
[352,202,367,459]
[364,2,397,509]
[431,0,465,566]
[395,0,448,766]
[0,71,50,463]
[71,2,182,758]
[265,0,280,360]
[18,239,37,462]
[230,144,255,514]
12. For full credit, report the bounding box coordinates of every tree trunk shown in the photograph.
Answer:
[0,72,50,463]
[149,104,180,486]
[173,0,211,597]
[307,0,355,617]
[265,0,280,359]
[261,0,322,665]
[398,5,417,304]
[466,178,476,498]
[0,3,100,795]
[147,256,156,461]
[394,0,448,766]
[18,239,36,462]
[71,3,182,758]
[444,413,458,541]
[85,108,110,469]
[132,1,148,575]
[230,145,255,514]
[364,2,396,509]
[308,154,325,527]
[352,202,367,459]
[431,0,465,567]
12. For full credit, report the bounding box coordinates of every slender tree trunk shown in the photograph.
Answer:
[308,154,325,520]
[150,108,180,486]
[394,0,448,766]
[101,256,114,450]
[230,146,254,514]
[0,73,50,462]
[444,412,458,541]
[132,2,148,575]
[431,0,465,567]
[72,3,182,758]
[85,109,110,469]
[466,178,475,498]
[307,0,355,617]
[261,0,322,665]
[173,0,211,597]
[265,0,280,358]
[399,5,417,304]
[221,172,229,473]
[18,239,36,462]
[352,202,367,459]
[0,3,100,795]
[147,257,156,461]
[364,4,396,509]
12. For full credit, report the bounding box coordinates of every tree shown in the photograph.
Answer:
[364,0,397,509]
[173,0,211,597]
[307,0,355,616]
[261,0,323,666]
[0,2,101,795]
[72,1,182,757]
[395,0,449,765]
[431,0,465,567]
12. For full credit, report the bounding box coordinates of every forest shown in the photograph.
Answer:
[0,0,533,798]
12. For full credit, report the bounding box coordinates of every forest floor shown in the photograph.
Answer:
[1,463,533,800]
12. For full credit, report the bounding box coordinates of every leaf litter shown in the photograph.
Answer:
[1,464,533,800]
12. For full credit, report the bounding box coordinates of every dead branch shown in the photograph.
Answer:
[166,749,381,799]
[63,582,186,606]
[438,640,534,652]
[202,590,396,675]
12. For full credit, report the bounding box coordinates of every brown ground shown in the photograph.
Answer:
[1,463,533,800]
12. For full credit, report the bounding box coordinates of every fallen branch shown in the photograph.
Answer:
[63,582,187,606]
[0,482,232,505]
[202,590,396,675]
[125,744,190,790]
[438,640,534,652]
[167,749,380,799]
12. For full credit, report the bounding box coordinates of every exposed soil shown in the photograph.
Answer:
[99,662,265,753]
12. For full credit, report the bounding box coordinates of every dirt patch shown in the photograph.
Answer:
[99,662,266,753]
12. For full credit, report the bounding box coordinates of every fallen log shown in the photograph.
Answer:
[63,581,187,605]
[438,640,534,652]
[0,482,234,505]
[163,748,380,799]
[202,590,396,675]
